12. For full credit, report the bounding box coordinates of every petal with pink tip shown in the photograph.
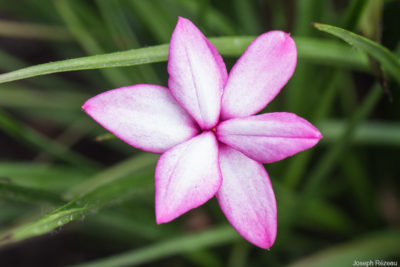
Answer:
[83,84,199,154]
[221,31,297,119]
[217,112,322,163]
[155,132,221,223]
[217,145,277,249]
[168,17,227,130]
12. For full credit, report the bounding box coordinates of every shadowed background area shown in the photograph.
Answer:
[0,0,399,266]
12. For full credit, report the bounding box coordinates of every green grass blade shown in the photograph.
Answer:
[170,0,237,35]
[295,37,369,71]
[299,197,355,234]
[294,0,322,36]
[54,0,133,87]
[0,162,91,192]
[71,226,239,267]
[96,0,161,84]
[0,181,64,205]
[233,0,261,34]
[0,36,368,85]
[320,120,400,146]
[288,229,400,267]
[283,71,344,188]
[0,85,88,111]
[0,43,168,84]
[0,20,72,41]
[127,0,174,43]
[227,242,251,267]
[0,168,154,245]
[64,153,158,199]
[341,0,369,31]
[0,49,87,91]
[304,84,382,194]
[313,23,400,84]
[339,152,376,222]
[0,110,99,170]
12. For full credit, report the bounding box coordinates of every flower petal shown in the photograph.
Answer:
[155,131,221,223]
[168,17,227,130]
[217,112,322,163]
[221,31,297,119]
[83,84,199,154]
[217,145,277,249]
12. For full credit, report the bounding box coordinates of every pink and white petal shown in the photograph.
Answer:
[221,31,297,120]
[168,17,227,130]
[155,132,221,224]
[217,112,322,163]
[217,145,277,249]
[83,84,199,154]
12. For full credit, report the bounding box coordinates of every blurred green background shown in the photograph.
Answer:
[0,0,399,266]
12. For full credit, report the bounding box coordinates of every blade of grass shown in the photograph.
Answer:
[87,208,172,241]
[304,84,382,194]
[0,49,87,91]
[294,0,322,36]
[233,0,262,34]
[0,201,31,224]
[339,152,376,223]
[86,206,221,267]
[283,71,343,188]
[184,250,223,267]
[287,0,329,115]
[341,0,370,31]
[0,43,168,85]
[0,162,91,192]
[54,0,134,87]
[288,229,400,267]
[170,0,237,35]
[274,182,355,236]
[127,0,174,43]
[0,36,369,85]
[0,85,89,111]
[297,197,355,234]
[0,109,99,170]
[320,120,400,146]
[313,23,400,85]
[0,168,154,245]
[0,20,72,41]
[227,242,251,267]
[0,181,63,205]
[70,226,239,267]
[34,118,93,164]
[95,0,160,84]
[64,153,158,199]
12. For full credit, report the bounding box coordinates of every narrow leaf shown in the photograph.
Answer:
[0,37,368,84]
[64,153,158,199]
[0,181,63,205]
[289,230,400,267]
[71,226,239,267]
[0,168,154,245]
[313,23,400,85]
[0,109,99,170]
[0,162,90,192]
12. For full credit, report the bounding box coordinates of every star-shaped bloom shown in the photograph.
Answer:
[83,17,322,249]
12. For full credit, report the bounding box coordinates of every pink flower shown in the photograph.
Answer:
[83,17,322,249]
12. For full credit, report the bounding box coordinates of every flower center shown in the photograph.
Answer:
[211,127,216,133]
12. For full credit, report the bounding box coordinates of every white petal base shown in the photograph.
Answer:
[155,132,221,224]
